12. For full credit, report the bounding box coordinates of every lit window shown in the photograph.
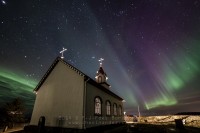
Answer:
[113,103,117,116]
[106,101,111,115]
[98,76,102,83]
[119,105,122,116]
[95,97,101,115]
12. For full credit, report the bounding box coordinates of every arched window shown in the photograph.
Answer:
[106,101,111,115]
[119,105,122,116]
[95,97,101,115]
[98,76,102,83]
[113,103,117,116]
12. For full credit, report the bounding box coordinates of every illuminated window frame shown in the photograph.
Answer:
[118,105,122,116]
[94,97,102,115]
[106,100,111,116]
[113,103,117,116]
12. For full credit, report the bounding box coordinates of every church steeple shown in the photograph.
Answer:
[95,58,110,89]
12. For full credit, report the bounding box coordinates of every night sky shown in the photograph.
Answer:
[1,0,200,116]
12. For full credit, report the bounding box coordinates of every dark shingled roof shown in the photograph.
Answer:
[34,57,123,101]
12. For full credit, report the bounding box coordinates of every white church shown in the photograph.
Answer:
[30,55,124,130]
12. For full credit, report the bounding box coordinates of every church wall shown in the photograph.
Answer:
[85,83,124,128]
[30,61,84,129]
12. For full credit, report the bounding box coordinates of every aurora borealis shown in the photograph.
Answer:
[1,0,200,115]
[0,68,37,112]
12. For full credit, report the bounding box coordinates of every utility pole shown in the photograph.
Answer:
[138,105,141,122]
[138,105,141,117]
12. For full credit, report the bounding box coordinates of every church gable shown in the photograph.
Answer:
[34,57,85,92]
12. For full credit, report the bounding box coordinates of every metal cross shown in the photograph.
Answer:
[60,48,67,59]
[98,58,104,66]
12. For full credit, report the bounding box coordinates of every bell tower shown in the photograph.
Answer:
[95,58,110,89]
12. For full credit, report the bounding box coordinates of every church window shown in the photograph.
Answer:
[98,76,102,83]
[95,97,102,115]
[113,103,117,116]
[119,105,122,116]
[106,101,111,115]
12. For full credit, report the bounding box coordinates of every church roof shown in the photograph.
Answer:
[34,57,123,101]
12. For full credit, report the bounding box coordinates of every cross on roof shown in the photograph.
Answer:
[98,58,104,67]
[60,47,67,59]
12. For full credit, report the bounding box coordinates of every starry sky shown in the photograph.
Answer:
[0,0,200,116]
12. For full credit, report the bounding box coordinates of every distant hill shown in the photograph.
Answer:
[175,112,200,115]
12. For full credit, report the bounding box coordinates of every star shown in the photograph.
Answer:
[1,0,6,5]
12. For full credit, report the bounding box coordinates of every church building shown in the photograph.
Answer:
[30,56,124,129]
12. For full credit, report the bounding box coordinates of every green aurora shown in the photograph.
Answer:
[144,41,200,110]
[0,68,38,112]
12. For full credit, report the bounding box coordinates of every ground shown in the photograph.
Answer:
[2,123,200,133]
